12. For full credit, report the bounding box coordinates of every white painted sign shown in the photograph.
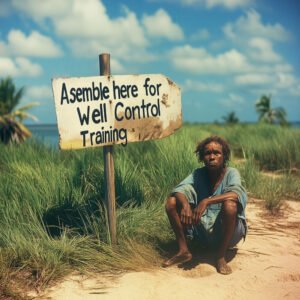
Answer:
[52,74,182,150]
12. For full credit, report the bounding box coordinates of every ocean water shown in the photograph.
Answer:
[27,124,59,148]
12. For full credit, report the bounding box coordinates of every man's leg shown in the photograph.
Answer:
[162,196,192,267]
[216,200,237,275]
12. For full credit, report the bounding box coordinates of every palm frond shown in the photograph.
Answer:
[17,102,40,112]
[10,110,39,122]
[0,77,38,144]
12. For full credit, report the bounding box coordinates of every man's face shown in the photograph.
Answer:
[203,142,224,170]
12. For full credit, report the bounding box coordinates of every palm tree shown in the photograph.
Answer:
[222,111,239,125]
[255,94,287,126]
[0,77,38,144]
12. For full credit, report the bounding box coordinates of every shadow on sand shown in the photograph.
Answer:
[160,239,238,271]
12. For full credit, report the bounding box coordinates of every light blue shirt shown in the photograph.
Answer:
[171,167,247,234]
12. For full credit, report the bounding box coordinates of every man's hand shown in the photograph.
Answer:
[193,199,208,224]
[180,204,193,225]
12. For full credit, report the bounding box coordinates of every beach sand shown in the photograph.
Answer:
[36,198,300,300]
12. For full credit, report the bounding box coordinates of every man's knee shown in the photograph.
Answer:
[165,196,177,213]
[222,200,238,217]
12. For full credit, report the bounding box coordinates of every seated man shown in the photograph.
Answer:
[163,136,247,274]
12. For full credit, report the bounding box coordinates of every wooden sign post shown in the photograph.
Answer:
[99,53,116,244]
[52,54,182,245]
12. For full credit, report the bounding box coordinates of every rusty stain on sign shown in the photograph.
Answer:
[161,93,169,107]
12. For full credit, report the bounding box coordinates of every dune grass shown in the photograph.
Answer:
[0,124,299,298]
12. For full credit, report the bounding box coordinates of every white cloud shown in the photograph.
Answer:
[0,42,7,55]
[248,37,281,62]
[255,63,293,74]
[276,73,297,89]
[52,1,106,37]
[142,9,184,41]
[169,45,251,74]
[183,79,224,93]
[209,40,226,50]
[218,9,298,97]
[249,87,278,97]
[110,59,126,74]
[2,30,63,57]
[12,0,151,60]
[234,68,297,85]
[205,0,253,9]
[290,84,300,96]
[26,85,52,99]
[223,10,291,42]
[52,1,147,48]
[178,0,253,9]
[219,92,246,108]
[12,0,142,43]
[12,0,72,20]
[67,38,156,63]
[180,0,199,4]
[272,64,293,73]
[0,57,42,77]
[190,28,210,40]
[53,0,155,61]
[234,73,274,85]
[235,71,300,97]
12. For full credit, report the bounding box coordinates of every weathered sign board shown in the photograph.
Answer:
[52,74,181,149]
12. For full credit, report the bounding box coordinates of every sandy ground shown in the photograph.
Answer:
[36,198,300,300]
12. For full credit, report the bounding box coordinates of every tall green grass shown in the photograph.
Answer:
[0,124,299,298]
[203,123,300,171]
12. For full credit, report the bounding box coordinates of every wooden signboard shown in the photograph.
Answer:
[52,74,181,149]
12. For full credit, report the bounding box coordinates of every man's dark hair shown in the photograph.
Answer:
[195,135,231,165]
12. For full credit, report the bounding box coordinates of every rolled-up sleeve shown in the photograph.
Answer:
[222,168,247,217]
[171,173,198,205]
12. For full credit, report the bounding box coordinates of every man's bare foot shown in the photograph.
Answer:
[162,251,192,268]
[216,257,232,275]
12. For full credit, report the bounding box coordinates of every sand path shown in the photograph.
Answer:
[38,199,300,300]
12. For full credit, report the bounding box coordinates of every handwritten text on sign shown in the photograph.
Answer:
[52,74,181,149]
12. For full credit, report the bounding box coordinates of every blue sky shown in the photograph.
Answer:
[0,0,299,124]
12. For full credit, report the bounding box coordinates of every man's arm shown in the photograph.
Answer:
[173,192,194,226]
[204,192,238,205]
[192,192,238,224]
